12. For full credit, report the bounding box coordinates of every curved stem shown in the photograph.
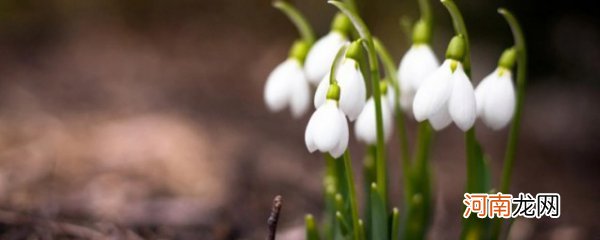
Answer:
[330,44,351,84]
[493,8,527,240]
[441,0,480,193]
[329,0,388,210]
[418,0,432,33]
[343,0,358,14]
[442,1,489,239]
[498,7,527,195]
[441,0,471,74]
[373,38,411,181]
[273,1,316,45]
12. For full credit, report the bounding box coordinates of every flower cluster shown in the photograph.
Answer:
[263,0,526,239]
[264,13,517,158]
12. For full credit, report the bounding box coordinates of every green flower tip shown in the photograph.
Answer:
[379,81,388,95]
[331,12,352,36]
[392,207,399,214]
[370,182,378,190]
[412,19,431,44]
[497,7,508,15]
[498,47,517,69]
[289,40,310,63]
[345,39,363,62]
[326,83,341,101]
[445,34,466,61]
[272,0,283,8]
[335,193,343,201]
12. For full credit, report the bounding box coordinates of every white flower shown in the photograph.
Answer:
[475,68,516,130]
[304,32,349,84]
[354,94,394,144]
[305,100,349,158]
[412,60,477,131]
[264,58,311,118]
[314,58,367,121]
[397,44,440,112]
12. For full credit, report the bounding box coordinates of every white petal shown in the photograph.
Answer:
[304,32,349,84]
[412,60,454,121]
[354,96,394,144]
[399,87,414,112]
[330,109,349,158]
[428,102,452,130]
[314,73,330,109]
[381,98,394,142]
[288,63,311,118]
[475,69,498,116]
[311,101,346,152]
[448,65,477,131]
[264,59,297,112]
[337,59,367,121]
[385,86,396,112]
[354,97,376,144]
[482,70,515,130]
[398,44,440,113]
[398,44,440,93]
[305,112,318,152]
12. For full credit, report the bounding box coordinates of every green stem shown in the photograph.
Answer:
[493,8,527,240]
[324,154,338,239]
[441,0,477,190]
[342,151,361,240]
[412,123,432,183]
[401,122,433,239]
[329,0,388,210]
[442,1,490,239]
[373,37,411,190]
[273,0,316,45]
[343,0,358,14]
[330,44,351,84]
[498,7,527,197]
[418,0,432,33]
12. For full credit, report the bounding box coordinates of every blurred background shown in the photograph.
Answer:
[0,0,598,239]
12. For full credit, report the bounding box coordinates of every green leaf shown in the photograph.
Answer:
[336,211,351,237]
[390,207,400,240]
[370,183,388,240]
[273,0,315,45]
[305,214,321,240]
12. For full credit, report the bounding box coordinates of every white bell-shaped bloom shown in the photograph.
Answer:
[354,94,394,144]
[304,32,349,84]
[475,68,516,130]
[412,60,477,131]
[264,58,311,118]
[314,58,367,121]
[305,100,349,158]
[397,44,440,111]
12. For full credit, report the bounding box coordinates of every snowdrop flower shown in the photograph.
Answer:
[354,82,394,144]
[304,14,351,84]
[397,21,440,112]
[305,84,348,158]
[264,41,311,118]
[475,48,517,130]
[314,41,367,121]
[412,35,477,131]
